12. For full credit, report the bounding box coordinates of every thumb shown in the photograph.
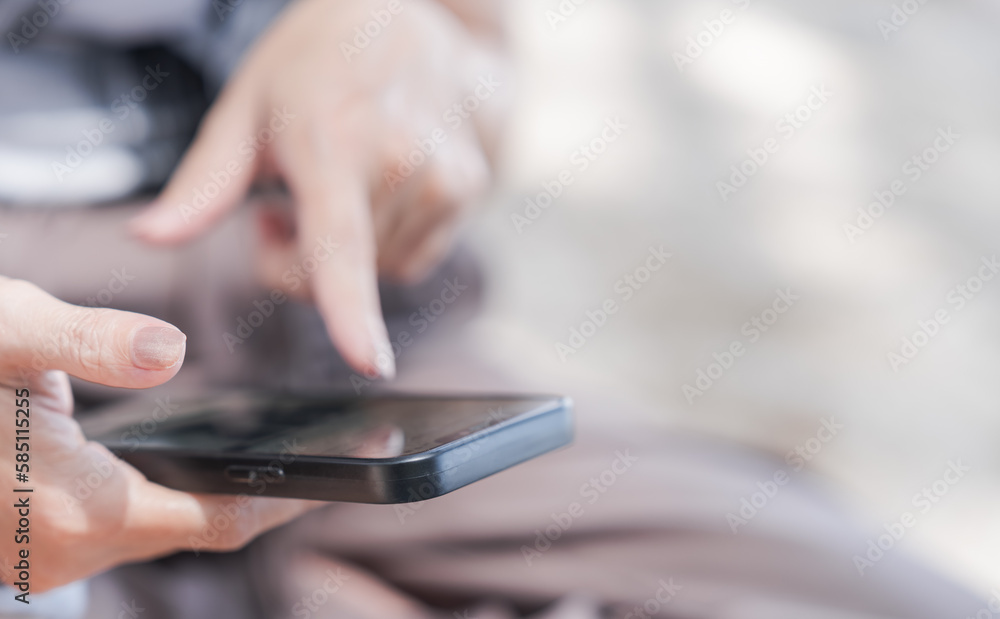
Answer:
[0,278,186,389]
[129,87,259,244]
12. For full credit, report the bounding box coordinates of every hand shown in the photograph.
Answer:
[129,0,507,379]
[0,277,316,592]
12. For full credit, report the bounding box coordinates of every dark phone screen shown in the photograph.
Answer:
[89,394,553,459]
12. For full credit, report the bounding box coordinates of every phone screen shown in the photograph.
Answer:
[88,394,555,460]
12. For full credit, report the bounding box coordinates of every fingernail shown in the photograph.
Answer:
[132,326,187,370]
[368,315,396,380]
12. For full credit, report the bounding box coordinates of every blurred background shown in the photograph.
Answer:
[464,0,1000,594]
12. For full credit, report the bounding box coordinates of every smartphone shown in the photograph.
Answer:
[83,392,573,504]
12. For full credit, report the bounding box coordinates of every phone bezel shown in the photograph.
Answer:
[91,393,574,504]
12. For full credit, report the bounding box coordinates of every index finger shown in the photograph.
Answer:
[283,129,395,379]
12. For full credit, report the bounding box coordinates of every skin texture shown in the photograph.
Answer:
[0,0,507,592]
[130,0,509,380]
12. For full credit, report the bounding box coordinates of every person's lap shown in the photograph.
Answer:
[0,204,983,618]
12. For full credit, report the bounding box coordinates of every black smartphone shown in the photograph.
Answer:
[82,393,573,504]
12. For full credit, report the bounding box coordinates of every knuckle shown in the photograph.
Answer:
[421,176,460,215]
[59,309,112,375]
[427,154,487,211]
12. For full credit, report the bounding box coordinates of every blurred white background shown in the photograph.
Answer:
[465,0,1000,593]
